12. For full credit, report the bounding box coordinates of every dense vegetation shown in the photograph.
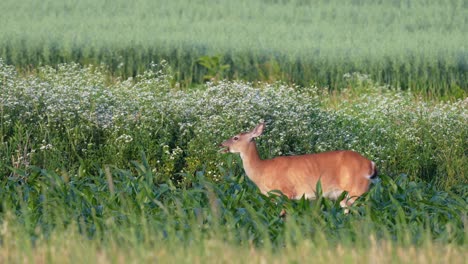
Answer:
[0,61,466,262]
[1,61,466,188]
[0,0,466,262]
[0,0,466,95]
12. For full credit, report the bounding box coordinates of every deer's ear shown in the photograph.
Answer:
[250,123,265,138]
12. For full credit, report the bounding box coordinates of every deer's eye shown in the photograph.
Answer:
[233,136,239,141]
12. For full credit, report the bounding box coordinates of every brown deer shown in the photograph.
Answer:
[220,122,377,213]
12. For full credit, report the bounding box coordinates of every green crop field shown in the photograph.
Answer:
[0,0,467,262]
[0,0,467,95]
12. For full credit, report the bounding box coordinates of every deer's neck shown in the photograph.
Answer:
[239,141,263,184]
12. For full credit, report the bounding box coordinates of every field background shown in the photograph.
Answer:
[0,0,467,95]
[0,0,467,263]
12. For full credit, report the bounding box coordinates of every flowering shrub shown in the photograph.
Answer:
[321,74,467,188]
[0,60,466,188]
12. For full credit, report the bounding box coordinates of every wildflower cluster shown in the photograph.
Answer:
[0,60,466,188]
[323,80,467,188]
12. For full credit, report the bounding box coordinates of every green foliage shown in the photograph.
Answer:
[0,0,466,94]
[0,60,466,188]
[0,160,466,252]
[197,55,230,83]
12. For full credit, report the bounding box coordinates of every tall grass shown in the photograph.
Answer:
[0,0,466,94]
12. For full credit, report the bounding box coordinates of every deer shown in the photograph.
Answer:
[220,122,377,214]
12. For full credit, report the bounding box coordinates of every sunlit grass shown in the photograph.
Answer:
[1,227,466,264]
